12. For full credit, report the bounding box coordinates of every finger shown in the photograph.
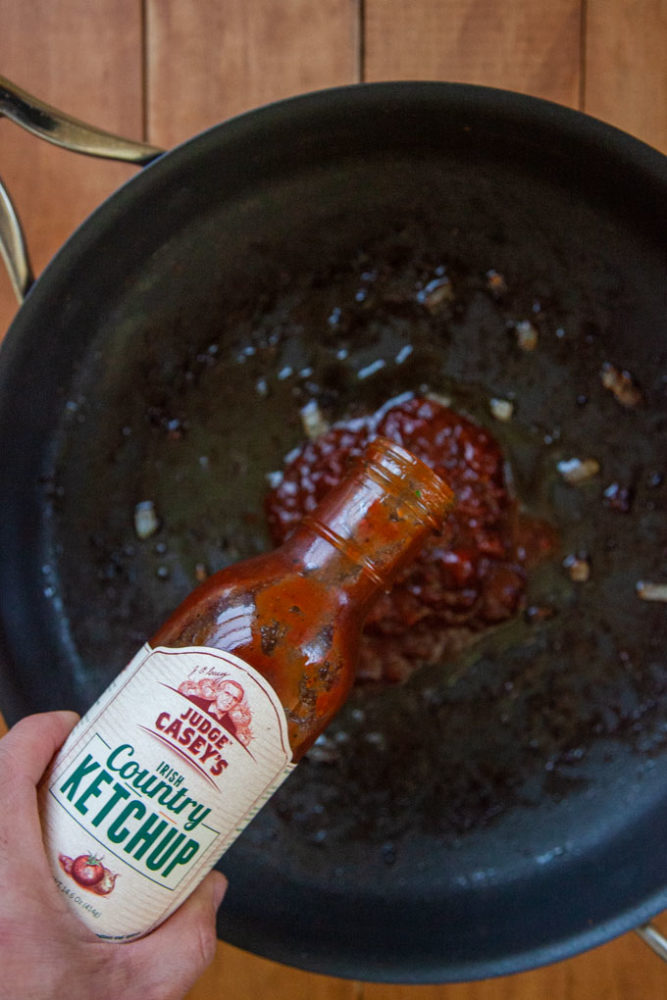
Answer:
[0,711,79,786]
[0,711,81,894]
[124,871,227,1000]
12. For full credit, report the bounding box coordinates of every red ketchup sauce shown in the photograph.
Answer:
[265,396,555,684]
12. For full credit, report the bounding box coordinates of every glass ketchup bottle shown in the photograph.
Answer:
[39,437,454,941]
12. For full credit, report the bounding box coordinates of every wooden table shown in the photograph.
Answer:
[1,2,666,997]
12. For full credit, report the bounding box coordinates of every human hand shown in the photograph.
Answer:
[0,711,227,1000]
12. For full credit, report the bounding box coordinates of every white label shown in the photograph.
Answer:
[39,644,294,941]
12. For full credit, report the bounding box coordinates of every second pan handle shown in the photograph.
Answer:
[0,74,164,303]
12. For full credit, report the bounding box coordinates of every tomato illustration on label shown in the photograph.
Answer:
[59,853,119,896]
[72,854,104,886]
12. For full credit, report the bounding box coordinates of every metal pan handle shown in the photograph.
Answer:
[0,74,164,303]
[0,174,32,303]
[636,922,667,962]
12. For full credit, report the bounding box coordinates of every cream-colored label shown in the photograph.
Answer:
[39,644,294,941]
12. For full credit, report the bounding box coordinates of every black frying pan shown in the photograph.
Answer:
[0,81,666,982]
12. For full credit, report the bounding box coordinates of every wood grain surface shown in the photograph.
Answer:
[0,2,665,998]
[364,0,582,106]
[0,0,142,336]
[145,0,359,147]
[585,0,667,152]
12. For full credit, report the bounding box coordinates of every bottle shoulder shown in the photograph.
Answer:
[151,546,360,759]
[152,545,357,650]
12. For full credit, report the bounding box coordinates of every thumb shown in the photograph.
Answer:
[125,870,227,1000]
[0,710,80,785]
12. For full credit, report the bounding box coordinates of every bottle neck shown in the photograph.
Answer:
[285,437,454,609]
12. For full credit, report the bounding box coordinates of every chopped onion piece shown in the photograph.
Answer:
[486,270,507,296]
[515,320,539,352]
[636,581,667,603]
[300,399,330,440]
[426,391,453,408]
[600,362,644,408]
[490,398,514,422]
[563,554,591,582]
[134,500,159,539]
[417,276,454,312]
[557,457,600,484]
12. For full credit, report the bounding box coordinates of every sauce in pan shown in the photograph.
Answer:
[266,395,556,684]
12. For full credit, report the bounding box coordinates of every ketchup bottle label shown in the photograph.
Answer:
[39,644,294,940]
